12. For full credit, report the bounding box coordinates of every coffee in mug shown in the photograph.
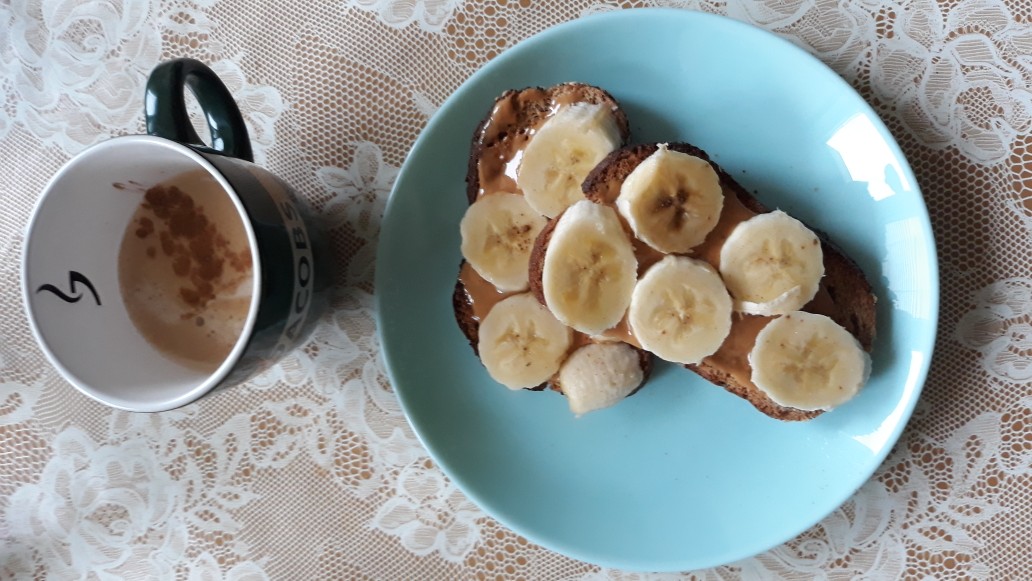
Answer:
[117,169,254,372]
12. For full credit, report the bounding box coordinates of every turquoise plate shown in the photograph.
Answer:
[376,9,937,572]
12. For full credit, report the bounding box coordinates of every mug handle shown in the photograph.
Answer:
[145,58,254,162]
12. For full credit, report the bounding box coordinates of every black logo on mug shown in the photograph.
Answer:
[36,271,102,306]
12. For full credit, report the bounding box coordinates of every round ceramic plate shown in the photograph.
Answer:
[376,9,937,572]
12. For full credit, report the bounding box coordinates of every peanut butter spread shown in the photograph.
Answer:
[476,85,610,200]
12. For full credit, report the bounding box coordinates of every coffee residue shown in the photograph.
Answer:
[113,180,146,191]
[118,169,254,372]
[132,183,252,312]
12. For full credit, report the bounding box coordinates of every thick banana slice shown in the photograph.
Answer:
[628,255,732,364]
[719,210,824,316]
[615,144,723,254]
[556,342,643,416]
[749,311,869,411]
[516,103,622,218]
[460,193,547,292]
[478,293,572,390]
[542,200,638,335]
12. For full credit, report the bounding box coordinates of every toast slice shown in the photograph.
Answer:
[465,83,630,204]
[454,84,650,402]
[530,142,877,421]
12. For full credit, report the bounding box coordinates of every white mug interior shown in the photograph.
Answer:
[22,135,262,412]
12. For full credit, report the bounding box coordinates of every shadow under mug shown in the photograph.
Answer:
[21,58,330,412]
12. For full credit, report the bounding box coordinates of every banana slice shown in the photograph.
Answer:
[460,193,547,292]
[628,255,732,365]
[719,210,824,316]
[556,342,644,416]
[478,293,572,390]
[516,103,622,218]
[749,311,869,411]
[615,144,724,254]
[542,200,638,335]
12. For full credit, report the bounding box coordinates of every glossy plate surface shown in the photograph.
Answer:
[376,9,937,572]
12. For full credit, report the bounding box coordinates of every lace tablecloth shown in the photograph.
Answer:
[2,0,1030,578]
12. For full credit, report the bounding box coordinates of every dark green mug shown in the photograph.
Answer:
[22,58,330,411]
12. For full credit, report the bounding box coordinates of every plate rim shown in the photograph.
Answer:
[375,7,939,571]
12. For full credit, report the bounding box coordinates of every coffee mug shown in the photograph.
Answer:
[21,58,330,412]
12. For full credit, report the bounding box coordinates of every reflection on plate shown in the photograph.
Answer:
[376,8,937,572]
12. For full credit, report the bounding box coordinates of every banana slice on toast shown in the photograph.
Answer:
[720,210,824,316]
[538,200,638,336]
[477,292,572,390]
[460,192,546,292]
[616,143,723,254]
[628,256,732,365]
[555,342,649,417]
[749,311,870,411]
[518,103,623,218]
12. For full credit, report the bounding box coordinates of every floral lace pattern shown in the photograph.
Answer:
[869,0,1032,165]
[956,278,1032,384]
[2,427,270,579]
[1,0,1030,578]
[371,461,484,561]
[343,0,464,32]
[0,0,162,151]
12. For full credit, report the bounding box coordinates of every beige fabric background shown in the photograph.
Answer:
[1,0,1030,579]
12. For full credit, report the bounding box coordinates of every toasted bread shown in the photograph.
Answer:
[530,142,876,421]
[454,84,650,399]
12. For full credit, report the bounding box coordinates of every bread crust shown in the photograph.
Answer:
[527,213,558,307]
[452,262,481,355]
